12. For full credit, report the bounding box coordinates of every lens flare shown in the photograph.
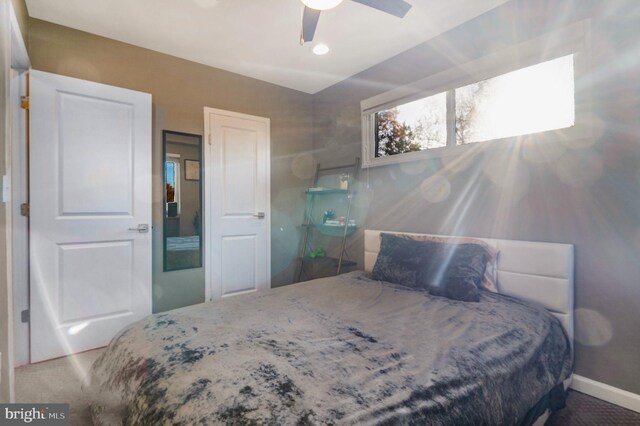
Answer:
[291,153,317,180]
[574,308,614,347]
[555,149,603,187]
[68,322,90,335]
[400,161,428,175]
[522,140,567,164]
[442,149,478,173]
[420,175,451,203]
[483,147,531,205]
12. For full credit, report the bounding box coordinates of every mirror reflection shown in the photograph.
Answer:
[163,130,203,271]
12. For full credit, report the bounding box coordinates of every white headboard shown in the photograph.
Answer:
[364,230,575,343]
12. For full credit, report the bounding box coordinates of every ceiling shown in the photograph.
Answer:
[26,0,509,94]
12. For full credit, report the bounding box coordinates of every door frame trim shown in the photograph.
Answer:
[203,107,271,302]
[9,0,30,369]
[10,70,28,368]
[4,1,30,401]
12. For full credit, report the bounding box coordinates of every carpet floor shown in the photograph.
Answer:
[548,389,640,425]
[15,353,640,425]
[15,348,103,425]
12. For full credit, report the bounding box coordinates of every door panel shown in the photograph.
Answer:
[205,109,270,301]
[58,93,134,215]
[30,70,152,362]
[221,235,257,296]
[58,241,133,323]
[222,127,257,216]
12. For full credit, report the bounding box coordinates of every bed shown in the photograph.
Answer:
[165,236,201,270]
[166,236,200,252]
[87,230,574,425]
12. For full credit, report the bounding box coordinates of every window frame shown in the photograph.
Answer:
[361,20,592,168]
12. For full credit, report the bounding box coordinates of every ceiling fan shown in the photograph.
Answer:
[300,0,413,45]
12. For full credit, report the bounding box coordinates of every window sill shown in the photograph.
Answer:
[361,125,594,169]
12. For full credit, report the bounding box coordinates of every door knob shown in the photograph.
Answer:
[253,212,266,219]
[128,224,150,233]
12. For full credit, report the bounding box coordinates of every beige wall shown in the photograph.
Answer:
[312,0,640,394]
[10,0,28,43]
[28,18,314,313]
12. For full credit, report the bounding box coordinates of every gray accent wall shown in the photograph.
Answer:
[312,0,640,394]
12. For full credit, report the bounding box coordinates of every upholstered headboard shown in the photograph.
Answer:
[364,230,575,343]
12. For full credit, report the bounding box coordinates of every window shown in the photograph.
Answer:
[375,92,447,157]
[165,154,181,216]
[361,21,589,167]
[455,55,574,145]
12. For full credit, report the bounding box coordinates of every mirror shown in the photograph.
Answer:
[163,130,203,271]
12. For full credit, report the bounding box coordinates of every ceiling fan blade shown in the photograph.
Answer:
[300,6,322,44]
[350,0,412,18]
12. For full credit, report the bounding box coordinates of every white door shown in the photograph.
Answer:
[204,108,270,301]
[30,70,152,363]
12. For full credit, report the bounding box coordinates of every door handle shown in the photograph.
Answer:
[128,224,150,233]
[253,212,265,219]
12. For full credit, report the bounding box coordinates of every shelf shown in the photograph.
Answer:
[301,223,357,236]
[295,157,360,283]
[298,256,357,268]
[305,188,353,195]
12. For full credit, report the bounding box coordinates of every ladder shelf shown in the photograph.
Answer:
[295,157,360,282]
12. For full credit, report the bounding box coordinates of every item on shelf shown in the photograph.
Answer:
[308,187,333,192]
[309,247,326,259]
[323,217,356,227]
[325,217,344,226]
[339,173,350,190]
[323,209,335,224]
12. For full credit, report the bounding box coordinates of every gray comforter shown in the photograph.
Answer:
[87,271,572,425]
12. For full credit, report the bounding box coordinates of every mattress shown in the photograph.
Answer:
[87,271,572,425]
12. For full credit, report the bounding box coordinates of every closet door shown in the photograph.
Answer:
[204,108,271,301]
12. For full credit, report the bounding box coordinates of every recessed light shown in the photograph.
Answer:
[313,44,330,55]
[301,0,344,11]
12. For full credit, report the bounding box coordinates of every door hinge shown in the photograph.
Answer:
[21,309,30,323]
[20,203,29,217]
[20,96,29,110]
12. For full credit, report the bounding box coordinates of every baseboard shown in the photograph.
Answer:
[571,374,640,413]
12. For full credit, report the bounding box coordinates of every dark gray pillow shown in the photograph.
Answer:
[371,233,490,302]
[371,234,432,289]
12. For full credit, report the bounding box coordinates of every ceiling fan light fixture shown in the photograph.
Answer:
[301,0,344,11]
